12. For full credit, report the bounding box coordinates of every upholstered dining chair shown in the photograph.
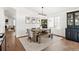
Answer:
[27,29,33,42]
[37,32,41,44]
[48,28,53,39]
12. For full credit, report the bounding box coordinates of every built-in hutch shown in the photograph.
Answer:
[66,10,79,42]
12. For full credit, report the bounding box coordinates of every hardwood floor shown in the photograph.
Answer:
[5,29,25,51]
[43,36,79,51]
[5,30,15,51]
[5,30,79,51]
[15,38,25,51]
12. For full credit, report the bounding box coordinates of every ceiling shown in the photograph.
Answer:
[27,7,67,14]
[3,7,79,18]
[4,7,16,18]
[26,7,79,16]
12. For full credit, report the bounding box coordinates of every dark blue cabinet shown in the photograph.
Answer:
[66,28,71,40]
[67,11,79,28]
[74,32,77,41]
[70,29,75,41]
[66,11,79,42]
[66,28,79,42]
[76,32,79,42]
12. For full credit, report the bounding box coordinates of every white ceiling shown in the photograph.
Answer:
[3,7,79,18]
[27,7,67,14]
[4,7,16,18]
[26,7,79,16]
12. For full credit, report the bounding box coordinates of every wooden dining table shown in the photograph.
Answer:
[31,28,43,43]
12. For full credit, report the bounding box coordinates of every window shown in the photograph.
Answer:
[48,16,60,29]
[48,17,54,28]
[54,16,60,29]
[13,19,15,26]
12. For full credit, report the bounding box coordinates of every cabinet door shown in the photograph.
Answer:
[71,29,79,42]
[70,29,78,41]
[73,30,77,41]
[66,29,71,40]
[74,12,79,28]
[77,32,79,42]
[67,13,74,28]
[70,29,75,41]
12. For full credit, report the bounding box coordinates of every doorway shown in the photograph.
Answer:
[4,7,16,51]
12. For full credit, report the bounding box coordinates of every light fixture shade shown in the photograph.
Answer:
[38,7,47,16]
[38,13,47,16]
[37,14,47,19]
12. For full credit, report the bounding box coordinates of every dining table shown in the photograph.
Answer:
[31,28,43,43]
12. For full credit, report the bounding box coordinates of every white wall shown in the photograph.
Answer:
[16,8,40,37]
[16,7,79,37]
[49,7,79,37]
[0,8,5,33]
[51,12,66,37]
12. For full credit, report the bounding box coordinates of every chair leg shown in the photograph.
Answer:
[38,36,41,44]
[28,37,32,42]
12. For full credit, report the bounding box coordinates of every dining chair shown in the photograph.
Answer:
[27,29,33,42]
[37,32,41,44]
[48,28,53,39]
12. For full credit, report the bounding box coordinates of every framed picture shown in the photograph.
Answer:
[41,19,47,28]
[25,16,30,24]
[36,18,40,24]
[31,17,36,24]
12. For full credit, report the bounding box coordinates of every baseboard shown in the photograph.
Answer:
[17,35,28,38]
[53,34,66,39]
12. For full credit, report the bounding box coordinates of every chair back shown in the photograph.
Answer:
[27,29,33,38]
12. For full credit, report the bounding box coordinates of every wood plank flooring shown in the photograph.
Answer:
[15,37,25,51]
[5,30,79,51]
[43,36,79,51]
[5,30,15,51]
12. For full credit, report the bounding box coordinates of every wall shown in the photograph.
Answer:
[51,12,66,37]
[16,8,40,37]
[0,8,5,33]
[16,7,79,37]
[49,7,79,37]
